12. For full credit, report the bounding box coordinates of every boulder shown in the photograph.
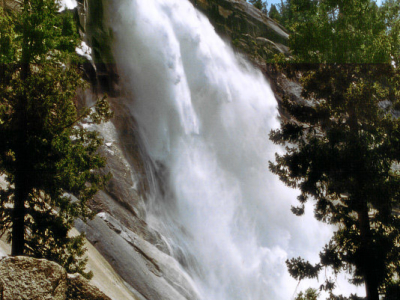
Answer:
[0,256,67,300]
[0,256,113,300]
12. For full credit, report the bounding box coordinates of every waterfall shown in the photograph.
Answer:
[104,0,363,299]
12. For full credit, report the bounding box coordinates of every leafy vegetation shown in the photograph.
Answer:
[0,0,112,277]
[270,0,400,299]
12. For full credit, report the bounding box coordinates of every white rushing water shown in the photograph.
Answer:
[104,0,364,299]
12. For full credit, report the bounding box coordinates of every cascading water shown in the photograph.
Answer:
[104,0,364,299]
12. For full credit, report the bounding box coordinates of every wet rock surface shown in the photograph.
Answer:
[76,213,199,300]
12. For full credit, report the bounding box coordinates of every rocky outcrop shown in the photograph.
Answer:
[0,256,110,300]
[189,0,289,63]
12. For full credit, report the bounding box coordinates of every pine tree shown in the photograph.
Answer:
[0,0,112,277]
[270,0,400,299]
[295,288,320,300]
[249,0,268,14]
[269,4,282,21]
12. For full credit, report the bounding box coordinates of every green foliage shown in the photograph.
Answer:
[325,294,364,300]
[295,288,320,300]
[276,0,290,27]
[0,1,112,277]
[270,0,400,299]
[269,4,281,21]
[286,257,322,281]
[380,0,400,67]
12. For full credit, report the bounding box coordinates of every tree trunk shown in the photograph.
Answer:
[11,179,27,256]
[12,0,30,255]
[11,83,29,256]
[358,203,379,300]
[349,104,379,300]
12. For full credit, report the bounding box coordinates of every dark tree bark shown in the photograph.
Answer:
[11,7,30,255]
[358,204,379,300]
